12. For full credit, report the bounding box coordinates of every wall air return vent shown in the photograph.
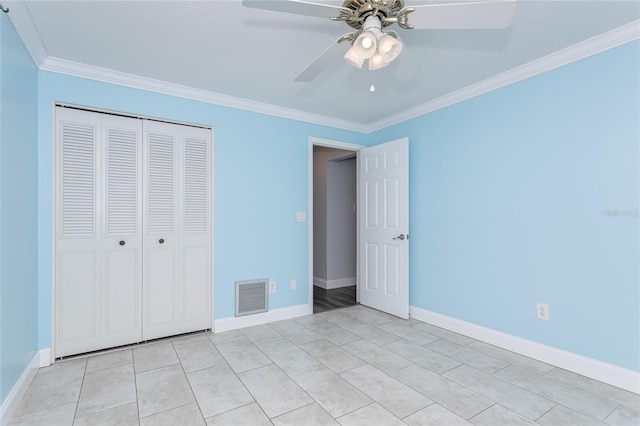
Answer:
[235,279,268,317]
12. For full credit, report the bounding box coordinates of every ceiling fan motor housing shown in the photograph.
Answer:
[342,0,405,29]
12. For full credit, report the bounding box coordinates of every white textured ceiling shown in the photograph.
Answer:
[9,0,640,127]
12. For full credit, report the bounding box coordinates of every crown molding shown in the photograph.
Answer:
[39,57,369,133]
[8,0,638,135]
[5,0,48,66]
[366,20,640,133]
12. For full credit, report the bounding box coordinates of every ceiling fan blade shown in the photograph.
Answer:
[242,0,350,20]
[294,36,351,82]
[402,0,517,30]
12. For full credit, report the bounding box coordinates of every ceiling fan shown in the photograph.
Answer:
[242,0,518,82]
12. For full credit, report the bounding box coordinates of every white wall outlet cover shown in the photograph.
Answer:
[296,211,307,222]
[269,281,277,293]
[537,303,549,320]
[290,279,297,290]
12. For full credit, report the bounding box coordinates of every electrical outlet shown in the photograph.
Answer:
[537,303,549,320]
[269,281,276,293]
[290,279,297,290]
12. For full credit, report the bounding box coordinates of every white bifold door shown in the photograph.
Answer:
[54,107,212,358]
[142,120,212,340]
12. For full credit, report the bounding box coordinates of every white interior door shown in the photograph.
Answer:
[358,138,409,319]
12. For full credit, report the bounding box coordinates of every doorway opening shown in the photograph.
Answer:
[312,145,358,313]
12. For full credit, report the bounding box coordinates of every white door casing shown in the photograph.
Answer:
[307,137,365,309]
[358,138,409,319]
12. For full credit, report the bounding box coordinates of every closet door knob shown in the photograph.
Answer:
[119,240,126,246]
[159,239,165,244]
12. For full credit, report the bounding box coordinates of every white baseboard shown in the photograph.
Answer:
[213,303,312,333]
[1,348,50,425]
[410,306,640,395]
[39,348,52,368]
[313,277,327,289]
[313,276,356,290]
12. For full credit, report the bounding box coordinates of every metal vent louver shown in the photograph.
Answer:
[235,279,268,317]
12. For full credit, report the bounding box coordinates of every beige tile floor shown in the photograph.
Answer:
[8,305,640,426]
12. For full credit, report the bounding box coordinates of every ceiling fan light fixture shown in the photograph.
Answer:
[377,33,403,63]
[352,30,377,59]
[369,52,389,70]
[344,46,365,69]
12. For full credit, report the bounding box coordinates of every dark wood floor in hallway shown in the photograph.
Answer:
[313,285,357,313]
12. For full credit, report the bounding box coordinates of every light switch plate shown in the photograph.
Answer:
[296,211,307,223]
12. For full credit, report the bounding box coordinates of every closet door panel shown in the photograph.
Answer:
[102,115,143,347]
[179,129,212,330]
[145,247,177,327]
[181,246,210,322]
[58,251,98,345]
[55,109,102,357]
[104,249,139,331]
[143,121,181,339]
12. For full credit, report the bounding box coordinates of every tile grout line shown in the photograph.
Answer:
[132,350,141,424]
[169,338,206,424]
[399,400,437,422]
[534,402,558,422]
[230,353,280,423]
[268,401,317,423]
[601,401,622,423]
[250,336,319,419]
[258,319,380,422]
[467,402,499,422]
[70,359,88,424]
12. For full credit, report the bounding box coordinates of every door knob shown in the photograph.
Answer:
[119,240,126,246]
[393,234,406,240]
[159,239,165,244]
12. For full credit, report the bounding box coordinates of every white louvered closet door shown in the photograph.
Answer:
[143,121,180,339]
[55,108,103,357]
[142,121,212,339]
[101,114,143,348]
[179,127,212,333]
[55,108,143,357]
[55,107,212,356]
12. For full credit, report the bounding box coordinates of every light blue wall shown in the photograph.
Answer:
[36,71,365,347]
[0,14,39,404]
[371,41,640,371]
[5,19,636,393]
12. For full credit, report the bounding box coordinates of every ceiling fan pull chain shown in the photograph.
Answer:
[1,3,9,13]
